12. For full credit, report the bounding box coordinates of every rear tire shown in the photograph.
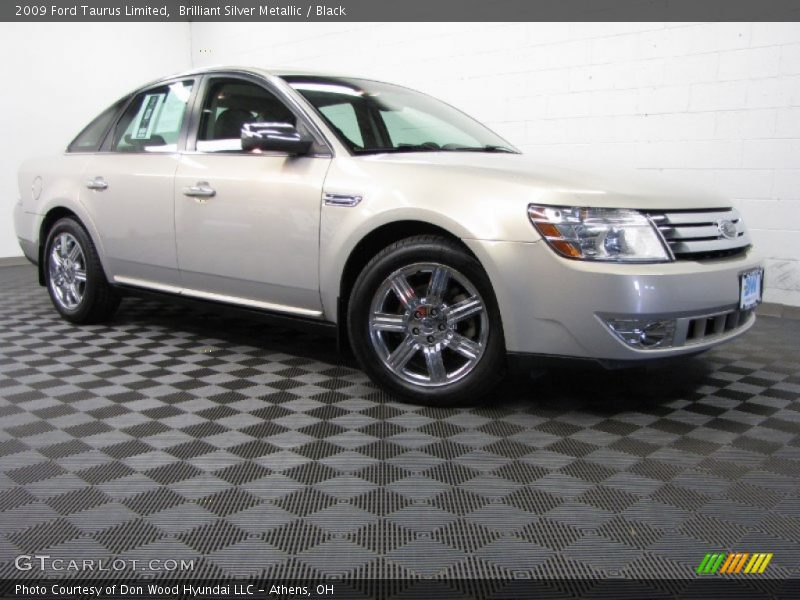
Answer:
[43,217,120,324]
[347,235,505,406]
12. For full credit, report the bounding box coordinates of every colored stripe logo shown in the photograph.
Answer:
[697,552,773,574]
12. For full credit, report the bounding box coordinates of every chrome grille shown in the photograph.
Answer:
[644,208,751,260]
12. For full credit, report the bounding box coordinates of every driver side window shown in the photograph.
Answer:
[196,78,297,153]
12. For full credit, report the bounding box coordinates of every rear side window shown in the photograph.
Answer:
[111,80,194,153]
[67,101,124,153]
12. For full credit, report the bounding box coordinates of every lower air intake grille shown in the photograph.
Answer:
[685,308,754,344]
[643,208,751,260]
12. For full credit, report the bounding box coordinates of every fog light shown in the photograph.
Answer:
[605,318,676,349]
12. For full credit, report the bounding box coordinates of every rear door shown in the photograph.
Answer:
[80,78,196,289]
[173,75,332,316]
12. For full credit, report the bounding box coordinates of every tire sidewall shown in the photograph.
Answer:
[348,238,505,405]
[44,218,103,323]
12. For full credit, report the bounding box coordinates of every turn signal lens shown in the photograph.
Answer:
[551,240,582,258]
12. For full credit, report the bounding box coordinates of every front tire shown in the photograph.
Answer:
[348,235,505,406]
[44,217,120,324]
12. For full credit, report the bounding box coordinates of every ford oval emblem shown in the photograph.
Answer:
[718,220,737,240]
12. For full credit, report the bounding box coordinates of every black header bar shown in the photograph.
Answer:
[3,578,800,599]
[4,0,800,22]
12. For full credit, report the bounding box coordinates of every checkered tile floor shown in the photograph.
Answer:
[0,264,798,580]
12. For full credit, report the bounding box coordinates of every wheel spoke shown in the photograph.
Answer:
[448,332,482,360]
[73,269,87,282]
[386,335,418,371]
[50,249,63,268]
[67,243,81,262]
[448,296,483,323]
[59,234,69,257]
[390,274,418,309]
[423,346,447,383]
[371,312,406,332]
[67,283,80,305]
[426,266,450,304]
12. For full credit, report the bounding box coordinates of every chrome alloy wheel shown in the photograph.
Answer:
[368,262,489,387]
[48,233,87,310]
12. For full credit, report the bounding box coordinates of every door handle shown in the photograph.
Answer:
[86,176,108,191]
[183,182,216,198]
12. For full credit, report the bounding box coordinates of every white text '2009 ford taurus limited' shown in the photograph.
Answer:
[14,67,763,404]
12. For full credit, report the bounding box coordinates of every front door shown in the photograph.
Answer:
[174,76,331,316]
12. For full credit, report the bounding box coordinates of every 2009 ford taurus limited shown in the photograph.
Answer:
[14,67,763,404]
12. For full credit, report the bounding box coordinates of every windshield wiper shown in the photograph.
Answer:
[447,145,518,153]
[357,145,442,154]
[356,144,518,155]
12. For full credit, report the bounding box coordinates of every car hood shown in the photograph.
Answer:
[358,151,729,210]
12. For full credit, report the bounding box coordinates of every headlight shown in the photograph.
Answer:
[527,204,671,262]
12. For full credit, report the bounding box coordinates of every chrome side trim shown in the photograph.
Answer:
[323,192,362,207]
[113,276,323,318]
[181,288,323,317]
[113,276,182,295]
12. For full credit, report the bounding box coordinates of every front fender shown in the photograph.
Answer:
[318,156,542,322]
[319,206,478,320]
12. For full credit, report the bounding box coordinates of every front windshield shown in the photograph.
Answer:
[282,76,518,155]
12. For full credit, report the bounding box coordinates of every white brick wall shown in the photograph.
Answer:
[123,22,785,306]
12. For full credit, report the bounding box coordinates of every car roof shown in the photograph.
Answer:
[162,65,361,82]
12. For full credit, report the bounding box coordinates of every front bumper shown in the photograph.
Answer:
[464,238,762,362]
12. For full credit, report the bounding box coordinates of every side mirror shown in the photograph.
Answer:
[241,122,312,155]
